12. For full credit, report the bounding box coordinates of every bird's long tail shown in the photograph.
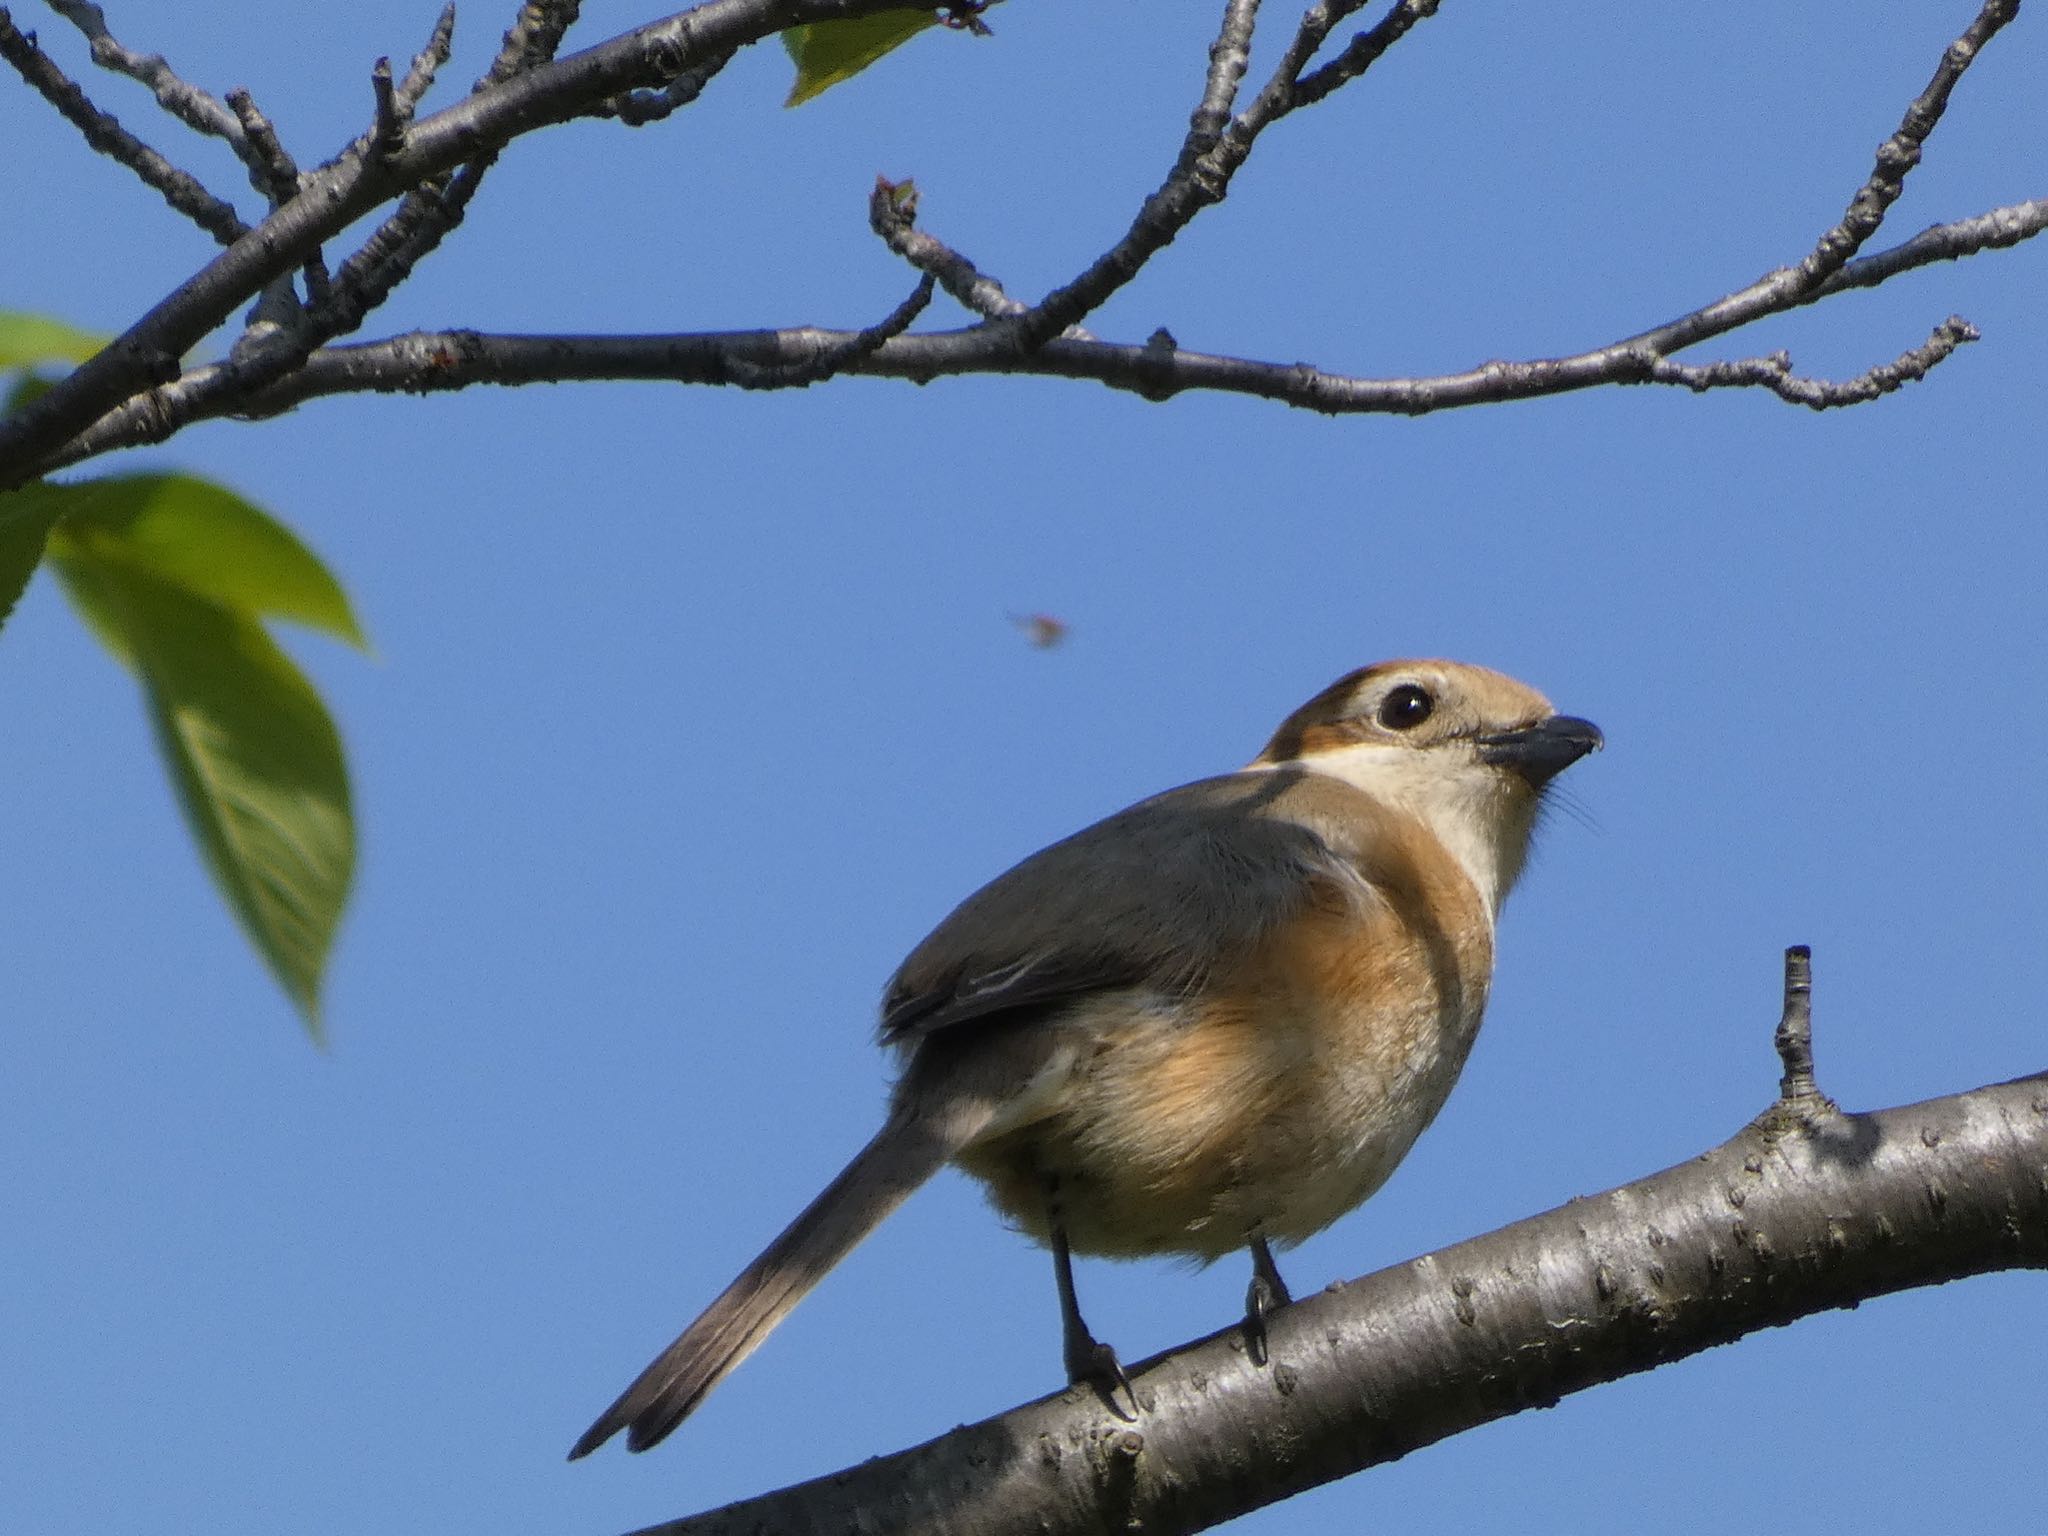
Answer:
[569,1106,980,1457]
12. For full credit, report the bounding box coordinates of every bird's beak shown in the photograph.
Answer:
[1476,715,1604,787]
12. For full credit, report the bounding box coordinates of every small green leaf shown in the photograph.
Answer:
[0,488,64,636]
[0,309,109,369]
[29,470,365,1033]
[782,11,941,106]
[46,473,366,647]
[48,551,354,1036]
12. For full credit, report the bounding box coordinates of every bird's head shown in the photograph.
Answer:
[1253,659,1603,911]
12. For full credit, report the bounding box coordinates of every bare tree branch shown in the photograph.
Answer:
[607,950,2046,1536]
[317,1,587,340]
[0,0,933,485]
[71,0,560,442]
[869,177,1028,322]
[1293,0,1439,108]
[1813,197,2048,296]
[482,0,586,87]
[723,274,935,388]
[999,0,1444,353]
[1188,0,1260,143]
[1648,317,1980,412]
[41,185,2039,472]
[599,46,734,124]
[45,0,245,146]
[1,0,2038,486]
[398,2,460,107]
[368,56,405,162]
[0,8,247,246]
[222,87,301,209]
[1794,0,2018,290]
[1614,0,2022,359]
[40,0,354,277]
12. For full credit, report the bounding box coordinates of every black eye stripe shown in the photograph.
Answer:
[1377,683,1435,731]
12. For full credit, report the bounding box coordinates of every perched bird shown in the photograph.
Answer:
[570,659,1601,1457]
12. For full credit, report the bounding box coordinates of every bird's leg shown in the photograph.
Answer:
[1045,1174,1136,1418]
[1243,1231,1293,1366]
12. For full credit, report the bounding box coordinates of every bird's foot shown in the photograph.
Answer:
[1243,1246,1293,1367]
[1065,1333,1138,1419]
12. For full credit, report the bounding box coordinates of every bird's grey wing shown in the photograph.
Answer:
[879,767,1367,1043]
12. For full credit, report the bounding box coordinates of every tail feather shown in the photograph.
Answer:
[569,1109,973,1458]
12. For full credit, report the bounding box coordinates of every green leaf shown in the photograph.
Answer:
[48,550,354,1036]
[782,11,940,106]
[0,488,64,637]
[45,473,366,648]
[26,470,365,1033]
[0,309,109,369]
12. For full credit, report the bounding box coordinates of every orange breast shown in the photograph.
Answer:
[957,818,1496,1261]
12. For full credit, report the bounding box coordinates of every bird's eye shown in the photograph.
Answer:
[1377,684,1435,731]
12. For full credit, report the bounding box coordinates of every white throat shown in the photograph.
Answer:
[1277,741,1524,917]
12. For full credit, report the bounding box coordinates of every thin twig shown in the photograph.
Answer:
[45,0,245,146]
[366,0,459,166]
[1774,946,1819,1104]
[1247,0,1378,120]
[223,87,301,208]
[869,177,1026,320]
[1003,0,1439,350]
[724,275,936,388]
[1292,0,1438,109]
[1815,198,2048,298]
[1618,0,2024,360]
[369,57,404,160]
[224,88,332,306]
[321,160,485,333]
[0,9,247,246]
[1649,318,1979,411]
[322,4,497,339]
[44,0,351,291]
[1793,0,2020,293]
[482,0,582,87]
[397,2,458,110]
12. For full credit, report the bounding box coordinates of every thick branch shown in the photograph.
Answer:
[624,960,2046,1536]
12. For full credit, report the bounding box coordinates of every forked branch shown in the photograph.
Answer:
[1,0,2039,483]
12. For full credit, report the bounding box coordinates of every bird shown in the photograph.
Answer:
[569,658,1601,1457]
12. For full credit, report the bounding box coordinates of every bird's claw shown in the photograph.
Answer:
[1243,1268,1292,1367]
[1067,1336,1138,1420]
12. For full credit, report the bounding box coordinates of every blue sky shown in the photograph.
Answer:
[3,4,2043,1533]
